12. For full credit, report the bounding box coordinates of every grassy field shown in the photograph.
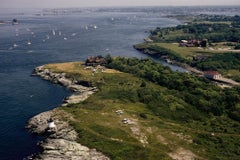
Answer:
[220,69,240,82]
[135,42,239,59]
[43,62,240,160]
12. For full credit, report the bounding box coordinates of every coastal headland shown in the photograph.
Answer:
[26,58,240,160]
[26,63,109,160]
[25,13,240,158]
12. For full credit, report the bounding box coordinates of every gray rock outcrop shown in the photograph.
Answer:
[26,66,109,160]
[32,66,98,106]
[26,110,109,160]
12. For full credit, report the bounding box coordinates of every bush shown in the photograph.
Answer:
[234,44,240,49]
[139,113,148,119]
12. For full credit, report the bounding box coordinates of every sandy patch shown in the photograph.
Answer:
[168,147,199,160]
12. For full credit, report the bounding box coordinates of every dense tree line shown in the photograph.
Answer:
[150,21,240,43]
[192,52,240,71]
[192,23,237,42]
[105,55,240,121]
[202,15,240,27]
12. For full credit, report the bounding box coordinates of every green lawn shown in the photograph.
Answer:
[135,42,237,60]
[221,69,240,82]
[42,61,240,160]
[152,43,213,59]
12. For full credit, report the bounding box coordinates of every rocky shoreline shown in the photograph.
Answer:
[32,66,98,106]
[25,66,109,160]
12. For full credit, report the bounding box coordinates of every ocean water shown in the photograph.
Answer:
[0,7,239,160]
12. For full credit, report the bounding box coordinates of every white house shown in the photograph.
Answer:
[204,71,222,80]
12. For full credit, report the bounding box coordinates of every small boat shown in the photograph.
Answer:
[93,25,98,29]
[52,29,56,36]
[0,20,6,25]
[27,41,31,45]
[59,31,62,36]
[13,44,18,48]
[12,19,19,25]
[71,33,77,36]
[64,37,67,40]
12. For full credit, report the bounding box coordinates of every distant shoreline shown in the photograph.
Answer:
[0,21,6,25]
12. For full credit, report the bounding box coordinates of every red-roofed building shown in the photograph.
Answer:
[204,71,222,80]
[179,39,208,47]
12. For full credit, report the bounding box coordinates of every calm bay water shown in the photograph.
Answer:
[0,7,239,159]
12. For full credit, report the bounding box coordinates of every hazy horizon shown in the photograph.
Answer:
[1,0,240,9]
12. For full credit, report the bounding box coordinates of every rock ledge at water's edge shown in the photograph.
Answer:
[25,66,109,160]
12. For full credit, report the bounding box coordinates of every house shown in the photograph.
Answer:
[179,39,207,47]
[204,71,222,80]
[180,39,199,47]
[85,56,107,66]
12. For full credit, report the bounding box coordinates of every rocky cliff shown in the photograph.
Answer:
[32,66,98,106]
[26,66,109,160]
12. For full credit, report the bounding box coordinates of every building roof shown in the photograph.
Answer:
[85,56,107,66]
[204,71,220,75]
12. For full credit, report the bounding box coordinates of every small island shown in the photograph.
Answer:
[27,55,240,160]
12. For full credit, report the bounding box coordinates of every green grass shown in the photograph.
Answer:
[220,69,240,82]
[135,42,236,60]
[44,62,240,160]
[152,43,213,59]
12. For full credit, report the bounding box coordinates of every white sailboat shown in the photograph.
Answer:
[52,29,56,36]
[13,43,18,48]
[71,33,77,36]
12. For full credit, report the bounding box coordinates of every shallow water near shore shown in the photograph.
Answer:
[0,7,239,159]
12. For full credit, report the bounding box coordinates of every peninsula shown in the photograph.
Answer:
[26,56,240,160]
